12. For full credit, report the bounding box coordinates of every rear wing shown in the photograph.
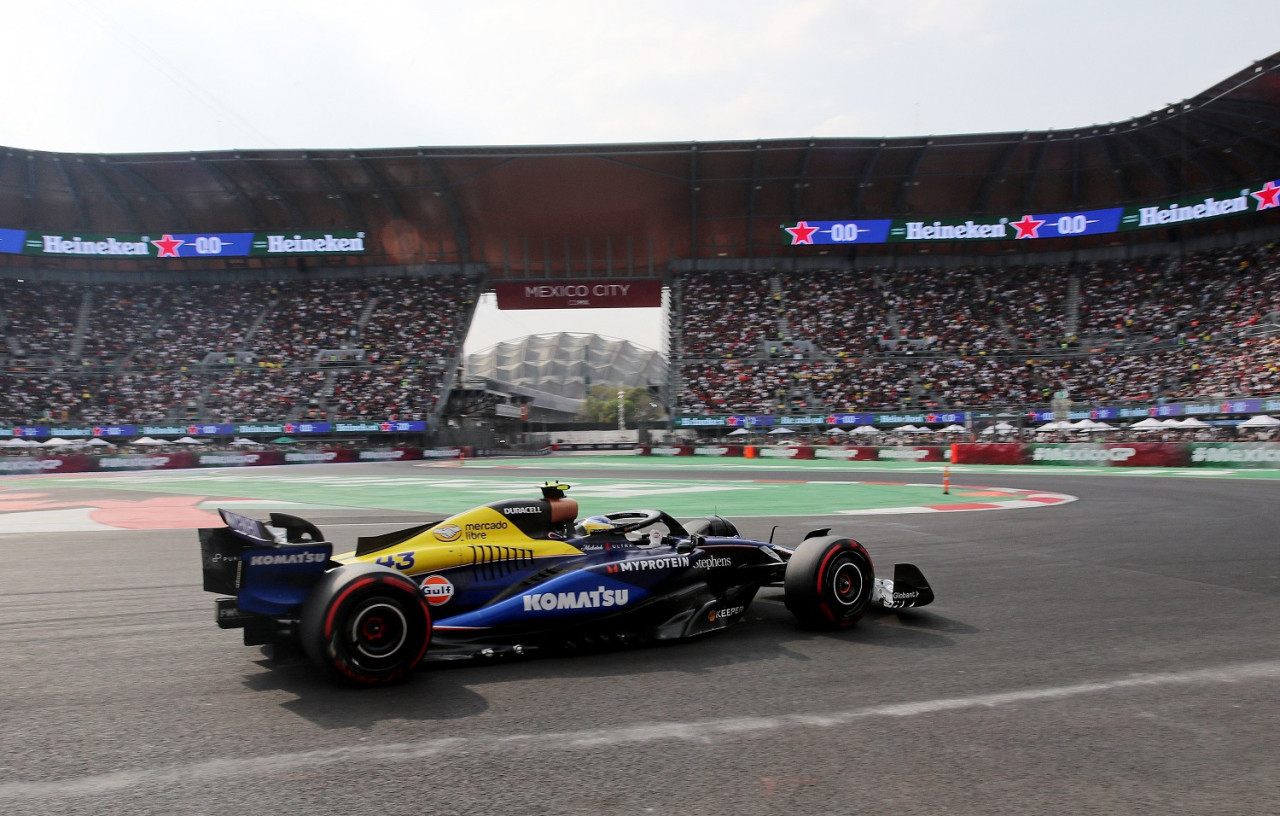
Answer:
[199,509,333,615]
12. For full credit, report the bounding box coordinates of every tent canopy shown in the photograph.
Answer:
[1240,415,1280,428]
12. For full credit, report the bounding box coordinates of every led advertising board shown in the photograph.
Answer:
[783,178,1280,246]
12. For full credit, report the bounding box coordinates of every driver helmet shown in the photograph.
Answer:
[574,515,614,537]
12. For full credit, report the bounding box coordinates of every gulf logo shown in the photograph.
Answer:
[433,524,463,542]
[420,574,455,606]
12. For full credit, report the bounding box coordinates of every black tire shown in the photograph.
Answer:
[784,535,874,629]
[299,563,432,687]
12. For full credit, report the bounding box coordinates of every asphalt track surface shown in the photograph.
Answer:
[2,459,1279,815]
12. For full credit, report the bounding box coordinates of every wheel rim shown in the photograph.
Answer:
[347,597,409,660]
[830,558,864,608]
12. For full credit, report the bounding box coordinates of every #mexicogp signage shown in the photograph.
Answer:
[3,230,367,258]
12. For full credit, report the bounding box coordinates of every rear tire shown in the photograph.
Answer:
[784,536,874,629]
[299,563,432,686]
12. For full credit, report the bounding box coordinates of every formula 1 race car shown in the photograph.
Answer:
[198,482,934,686]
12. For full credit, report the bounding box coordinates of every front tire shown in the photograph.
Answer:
[299,564,432,686]
[784,536,874,629]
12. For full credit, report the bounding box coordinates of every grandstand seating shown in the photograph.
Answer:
[673,240,1280,415]
[3,241,1279,426]
[0,274,476,425]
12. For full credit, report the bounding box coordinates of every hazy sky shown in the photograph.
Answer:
[6,1,1278,353]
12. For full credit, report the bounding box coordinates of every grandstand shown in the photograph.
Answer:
[2,53,1280,443]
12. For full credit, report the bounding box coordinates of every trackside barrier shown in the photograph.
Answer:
[636,443,1280,468]
[953,442,1280,467]
[0,447,464,476]
[639,445,947,462]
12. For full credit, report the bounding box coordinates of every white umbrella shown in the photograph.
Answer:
[1038,421,1067,431]
[727,428,750,436]
[42,437,73,447]
[83,438,116,447]
[1239,414,1280,428]
[130,436,167,446]
[172,436,206,445]
[909,426,935,434]
[230,437,266,446]
[850,425,879,436]
[1131,417,1165,430]
[940,424,967,433]
[0,438,31,447]
[1084,421,1116,432]
[896,424,919,433]
[826,427,847,436]
[767,427,795,435]
[1178,417,1209,428]
[1159,419,1183,427]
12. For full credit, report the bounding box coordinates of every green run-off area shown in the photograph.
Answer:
[17,469,1040,518]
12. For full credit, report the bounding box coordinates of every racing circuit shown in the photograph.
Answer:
[2,456,1278,815]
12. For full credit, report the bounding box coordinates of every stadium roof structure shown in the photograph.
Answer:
[465,333,666,401]
[4,52,1280,275]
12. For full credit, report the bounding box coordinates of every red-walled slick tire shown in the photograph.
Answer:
[299,563,432,687]
[784,536,874,629]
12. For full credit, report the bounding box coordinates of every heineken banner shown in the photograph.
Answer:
[784,178,1280,245]
[0,230,367,258]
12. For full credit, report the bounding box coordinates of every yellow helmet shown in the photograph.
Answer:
[574,515,614,537]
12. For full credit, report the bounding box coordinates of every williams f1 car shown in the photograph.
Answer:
[198,482,934,686]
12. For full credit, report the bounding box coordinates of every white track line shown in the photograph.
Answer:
[3,659,1278,801]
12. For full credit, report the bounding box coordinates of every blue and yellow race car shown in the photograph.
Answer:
[199,482,934,686]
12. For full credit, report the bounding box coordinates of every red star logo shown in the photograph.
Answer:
[13,428,23,436]
[379,423,392,432]
[784,221,819,245]
[1010,214,1045,239]
[283,424,296,433]
[1251,181,1280,210]
[187,425,198,434]
[151,234,184,257]
[92,427,103,436]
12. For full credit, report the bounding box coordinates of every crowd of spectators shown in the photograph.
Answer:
[4,241,1280,426]
[673,240,1280,414]
[0,274,475,425]
[678,271,777,357]
[778,268,892,356]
